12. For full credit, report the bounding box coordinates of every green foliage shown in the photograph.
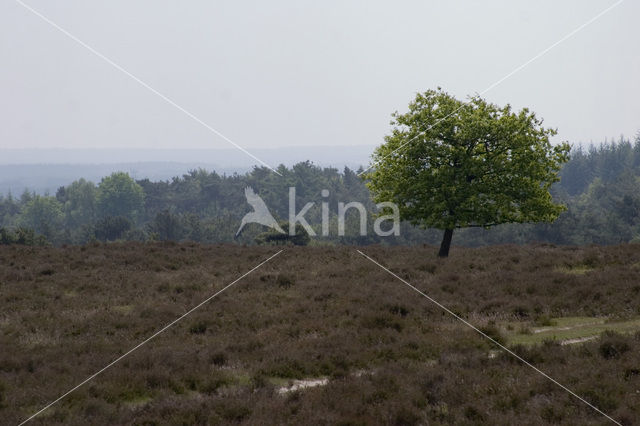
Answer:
[365,89,570,256]
[2,136,640,247]
[57,178,97,228]
[0,227,48,246]
[366,89,570,231]
[94,216,132,242]
[97,172,145,222]
[0,228,12,245]
[148,210,184,241]
[19,195,63,239]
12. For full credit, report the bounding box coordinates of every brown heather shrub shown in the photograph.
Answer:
[0,243,639,424]
[599,332,631,360]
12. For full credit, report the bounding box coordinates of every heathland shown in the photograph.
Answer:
[1,243,639,425]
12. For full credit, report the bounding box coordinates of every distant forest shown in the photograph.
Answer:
[1,136,640,247]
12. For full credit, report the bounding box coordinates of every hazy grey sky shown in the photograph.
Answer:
[1,0,638,152]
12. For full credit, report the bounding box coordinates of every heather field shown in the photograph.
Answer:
[1,243,640,425]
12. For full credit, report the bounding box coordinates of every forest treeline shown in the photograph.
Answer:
[1,136,639,246]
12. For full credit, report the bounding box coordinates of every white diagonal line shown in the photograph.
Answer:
[358,0,625,177]
[356,249,621,425]
[14,0,282,176]
[19,249,284,425]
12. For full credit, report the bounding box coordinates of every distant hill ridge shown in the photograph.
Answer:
[0,146,375,195]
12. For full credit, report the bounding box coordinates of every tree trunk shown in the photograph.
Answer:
[438,228,454,257]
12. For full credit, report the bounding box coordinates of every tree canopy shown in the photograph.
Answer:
[365,88,570,256]
[19,195,63,239]
[3,139,640,248]
[97,172,145,222]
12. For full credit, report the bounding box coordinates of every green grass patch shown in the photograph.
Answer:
[111,304,134,314]
[124,395,153,409]
[224,370,290,388]
[505,316,640,345]
[554,265,595,275]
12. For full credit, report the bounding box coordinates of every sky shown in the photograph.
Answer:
[1,0,638,156]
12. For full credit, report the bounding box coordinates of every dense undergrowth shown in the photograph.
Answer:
[1,243,639,424]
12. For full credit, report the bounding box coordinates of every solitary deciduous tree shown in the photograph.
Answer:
[365,89,570,257]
